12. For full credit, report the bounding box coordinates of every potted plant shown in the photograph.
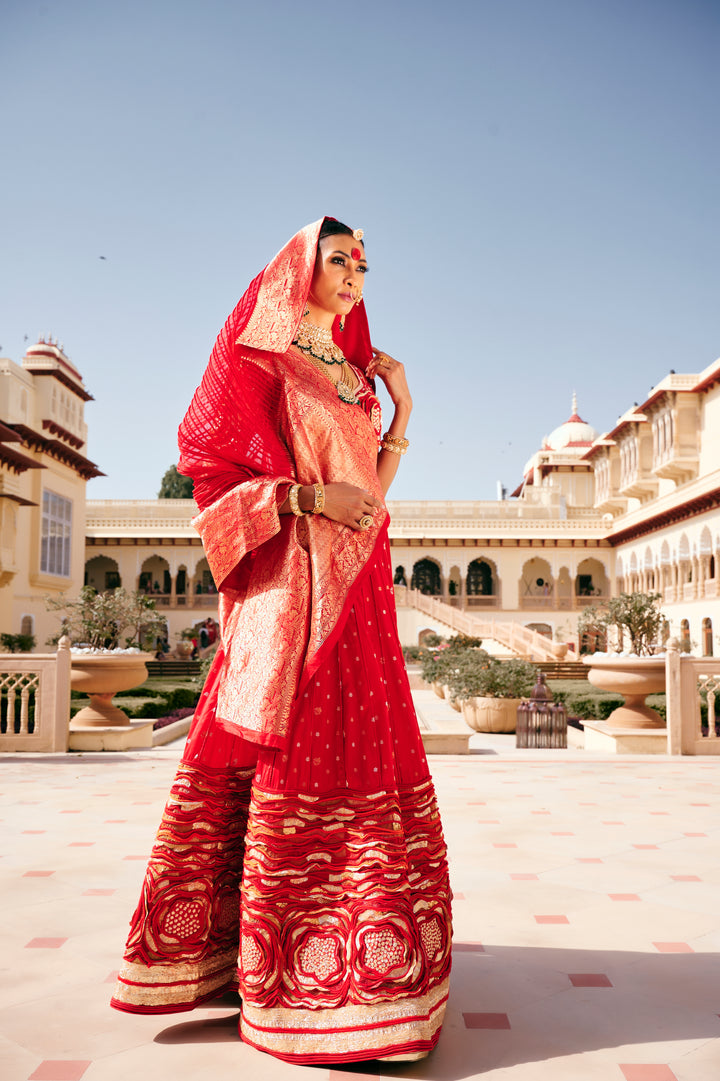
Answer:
[579,591,666,729]
[47,587,166,728]
[419,634,483,702]
[448,656,537,733]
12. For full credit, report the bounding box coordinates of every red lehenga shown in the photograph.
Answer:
[111,219,452,1063]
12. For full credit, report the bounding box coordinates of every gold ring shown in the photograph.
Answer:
[359,514,373,530]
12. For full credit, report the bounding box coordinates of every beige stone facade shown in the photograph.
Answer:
[4,343,719,655]
[0,340,102,649]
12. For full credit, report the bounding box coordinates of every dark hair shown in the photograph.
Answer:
[318,217,365,247]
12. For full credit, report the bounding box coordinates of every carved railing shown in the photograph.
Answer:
[0,638,71,752]
[395,589,566,662]
[666,642,720,755]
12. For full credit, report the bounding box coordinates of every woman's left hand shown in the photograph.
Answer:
[367,348,412,410]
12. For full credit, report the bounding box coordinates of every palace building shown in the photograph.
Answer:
[2,341,719,655]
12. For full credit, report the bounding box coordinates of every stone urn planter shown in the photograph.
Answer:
[582,654,666,729]
[176,639,194,659]
[462,696,522,733]
[432,681,445,699]
[70,652,149,728]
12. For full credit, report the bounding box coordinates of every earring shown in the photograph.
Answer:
[339,314,345,331]
[303,305,310,317]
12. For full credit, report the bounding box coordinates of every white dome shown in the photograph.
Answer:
[543,395,597,452]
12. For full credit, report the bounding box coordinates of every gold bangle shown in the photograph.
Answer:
[288,484,306,516]
[382,432,409,450]
[380,440,406,455]
[311,482,325,514]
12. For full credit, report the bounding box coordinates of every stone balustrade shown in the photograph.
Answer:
[666,642,720,755]
[0,638,71,752]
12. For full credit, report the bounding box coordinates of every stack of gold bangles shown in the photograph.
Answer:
[380,432,409,455]
[288,482,325,516]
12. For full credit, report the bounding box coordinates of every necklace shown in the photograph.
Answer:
[293,318,358,404]
[292,319,345,366]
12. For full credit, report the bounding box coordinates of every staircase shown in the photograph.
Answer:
[396,588,569,663]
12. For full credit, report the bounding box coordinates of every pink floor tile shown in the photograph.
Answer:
[510,874,539,881]
[22,830,46,834]
[68,842,95,848]
[569,973,613,987]
[452,892,466,900]
[83,889,116,896]
[684,832,708,837]
[60,810,82,814]
[577,857,603,863]
[603,820,624,825]
[653,942,694,953]
[670,875,701,882]
[104,819,127,823]
[633,844,659,849]
[609,894,641,901]
[535,915,569,924]
[23,871,55,877]
[493,843,517,849]
[619,1066,678,1081]
[532,810,551,815]
[25,938,67,949]
[468,800,486,805]
[690,802,710,806]
[551,831,574,836]
[29,1061,92,1081]
[650,811,670,815]
[478,818,500,824]
[463,1012,511,1029]
[122,855,148,860]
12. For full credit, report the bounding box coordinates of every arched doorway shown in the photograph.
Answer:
[410,559,442,596]
[84,555,121,591]
[519,557,554,608]
[466,558,497,607]
[575,557,609,603]
[140,556,171,601]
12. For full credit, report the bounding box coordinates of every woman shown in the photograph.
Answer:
[111,218,452,1064]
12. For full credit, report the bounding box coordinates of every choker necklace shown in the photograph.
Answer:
[293,319,345,366]
[293,318,358,404]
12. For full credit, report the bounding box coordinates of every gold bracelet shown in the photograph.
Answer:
[311,482,325,514]
[288,484,306,516]
[380,440,406,455]
[382,432,409,450]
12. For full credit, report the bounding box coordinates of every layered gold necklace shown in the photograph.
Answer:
[292,319,358,405]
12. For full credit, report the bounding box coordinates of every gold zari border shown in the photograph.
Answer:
[240,977,449,1057]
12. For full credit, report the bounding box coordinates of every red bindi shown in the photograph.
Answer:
[351,247,362,261]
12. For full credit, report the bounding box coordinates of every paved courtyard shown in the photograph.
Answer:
[2,690,719,1081]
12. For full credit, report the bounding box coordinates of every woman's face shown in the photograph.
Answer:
[306,234,367,323]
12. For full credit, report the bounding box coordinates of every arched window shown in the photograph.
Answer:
[466,559,493,596]
[702,617,713,657]
[410,559,442,596]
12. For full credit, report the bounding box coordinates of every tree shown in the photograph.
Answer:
[46,587,167,650]
[158,464,193,499]
[577,591,663,656]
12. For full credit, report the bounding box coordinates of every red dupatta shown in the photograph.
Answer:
[178,219,384,749]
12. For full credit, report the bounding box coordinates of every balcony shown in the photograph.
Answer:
[653,451,699,483]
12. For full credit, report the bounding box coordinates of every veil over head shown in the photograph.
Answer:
[179,217,373,511]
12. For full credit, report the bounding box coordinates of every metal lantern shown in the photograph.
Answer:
[516,672,567,748]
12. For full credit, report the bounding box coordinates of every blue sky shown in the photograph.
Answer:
[1,0,718,501]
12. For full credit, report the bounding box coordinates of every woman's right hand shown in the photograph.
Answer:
[322,482,384,531]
